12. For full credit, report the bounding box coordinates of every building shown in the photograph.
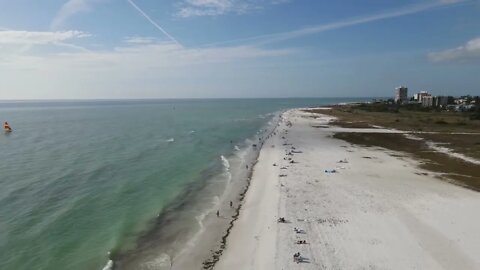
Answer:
[413,91,433,106]
[413,91,430,103]
[422,95,434,107]
[434,96,448,108]
[395,86,408,104]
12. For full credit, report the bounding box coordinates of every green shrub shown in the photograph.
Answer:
[435,119,448,125]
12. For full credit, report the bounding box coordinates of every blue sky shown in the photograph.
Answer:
[0,0,479,99]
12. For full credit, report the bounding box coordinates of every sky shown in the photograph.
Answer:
[0,0,479,99]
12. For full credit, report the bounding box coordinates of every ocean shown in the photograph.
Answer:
[0,98,365,270]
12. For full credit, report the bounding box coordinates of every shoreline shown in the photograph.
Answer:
[214,108,480,269]
[201,114,282,269]
[110,112,283,270]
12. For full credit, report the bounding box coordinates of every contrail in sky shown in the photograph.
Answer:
[202,0,469,47]
[127,0,180,45]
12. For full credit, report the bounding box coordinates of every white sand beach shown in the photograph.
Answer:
[215,109,480,270]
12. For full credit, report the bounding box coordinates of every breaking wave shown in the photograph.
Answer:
[101,259,113,270]
[220,155,230,172]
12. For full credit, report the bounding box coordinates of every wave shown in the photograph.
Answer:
[142,253,172,269]
[166,138,175,143]
[221,155,232,186]
[212,195,220,206]
[234,145,240,151]
[101,259,113,270]
[195,211,207,231]
[220,155,230,172]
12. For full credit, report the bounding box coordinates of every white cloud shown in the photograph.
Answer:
[203,0,467,46]
[124,36,158,44]
[0,33,293,98]
[177,0,251,18]
[13,41,292,69]
[429,37,480,63]
[176,0,289,18]
[0,30,89,45]
[50,0,103,29]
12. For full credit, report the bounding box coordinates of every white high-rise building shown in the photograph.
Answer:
[395,86,408,104]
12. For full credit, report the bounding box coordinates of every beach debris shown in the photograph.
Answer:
[279,174,287,177]
[317,217,349,226]
[297,218,309,222]
[294,227,306,234]
[324,169,337,173]
[338,158,348,163]
[277,217,287,223]
[296,240,307,244]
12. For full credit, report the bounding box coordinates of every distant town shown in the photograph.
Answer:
[371,86,479,113]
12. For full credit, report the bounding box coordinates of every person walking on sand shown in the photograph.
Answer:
[230,201,233,208]
[216,210,219,217]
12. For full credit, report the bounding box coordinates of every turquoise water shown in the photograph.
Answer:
[0,98,364,270]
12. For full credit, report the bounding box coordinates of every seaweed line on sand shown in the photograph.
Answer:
[202,120,280,270]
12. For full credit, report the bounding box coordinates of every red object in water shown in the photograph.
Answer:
[4,121,12,132]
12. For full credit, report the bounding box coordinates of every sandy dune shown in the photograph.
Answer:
[215,109,480,270]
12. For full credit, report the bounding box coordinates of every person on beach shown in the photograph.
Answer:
[230,201,233,208]
[293,252,301,263]
[216,210,219,217]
